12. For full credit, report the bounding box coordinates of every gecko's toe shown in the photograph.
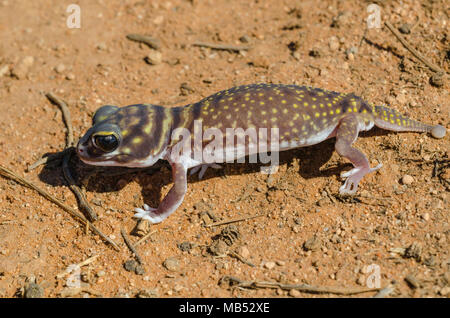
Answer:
[339,182,358,196]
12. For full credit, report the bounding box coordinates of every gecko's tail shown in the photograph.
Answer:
[373,105,446,139]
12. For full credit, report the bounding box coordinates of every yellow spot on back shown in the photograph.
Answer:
[144,124,152,134]
[272,108,278,114]
[123,148,131,154]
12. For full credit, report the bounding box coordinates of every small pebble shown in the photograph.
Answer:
[439,286,450,296]
[308,48,321,58]
[398,24,411,34]
[96,270,106,278]
[178,241,194,252]
[422,213,430,221]
[163,257,180,272]
[356,275,366,286]
[263,261,276,269]
[429,73,444,87]
[289,289,300,297]
[123,259,145,275]
[236,246,250,258]
[0,64,9,77]
[276,260,286,266]
[124,259,138,272]
[66,73,75,80]
[404,274,420,289]
[401,175,414,185]
[239,35,250,43]
[11,56,34,79]
[328,36,340,51]
[144,50,162,65]
[97,42,107,50]
[55,63,66,73]
[303,236,321,251]
[24,283,44,298]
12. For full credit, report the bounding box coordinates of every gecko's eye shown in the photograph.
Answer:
[92,133,119,152]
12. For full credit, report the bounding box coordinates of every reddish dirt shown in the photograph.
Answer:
[0,0,448,298]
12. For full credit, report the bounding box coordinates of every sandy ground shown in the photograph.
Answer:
[0,0,448,298]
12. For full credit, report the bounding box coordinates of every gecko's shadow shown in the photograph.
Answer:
[37,128,388,212]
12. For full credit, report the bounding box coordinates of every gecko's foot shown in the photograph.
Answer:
[134,204,165,224]
[189,163,222,180]
[339,163,382,196]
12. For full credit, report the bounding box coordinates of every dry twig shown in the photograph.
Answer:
[133,229,158,247]
[27,148,71,171]
[126,34,161,50]
[0,165,120,251]
[56,254,99,279]
[62,148,97,221]
[384,21,446,74]
[121,227,143,264]
[221,276,383,295]
[45,92,74,147]
[228,251,255,267]
[193,41,251,52]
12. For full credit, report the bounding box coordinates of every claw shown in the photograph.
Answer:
[133,205,164,224]
[339,163,383,196]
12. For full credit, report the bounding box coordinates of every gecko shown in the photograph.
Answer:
[77,83,446,223]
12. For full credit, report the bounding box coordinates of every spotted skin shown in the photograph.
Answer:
[77,83,446,224]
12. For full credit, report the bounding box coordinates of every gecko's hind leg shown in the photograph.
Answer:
[335,114,382,196]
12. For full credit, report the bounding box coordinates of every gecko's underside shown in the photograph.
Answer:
[77,84,446,223]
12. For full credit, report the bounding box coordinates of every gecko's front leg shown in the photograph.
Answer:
[134,161,188,223]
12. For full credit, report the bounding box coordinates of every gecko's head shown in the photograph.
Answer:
[77,104,170,168]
